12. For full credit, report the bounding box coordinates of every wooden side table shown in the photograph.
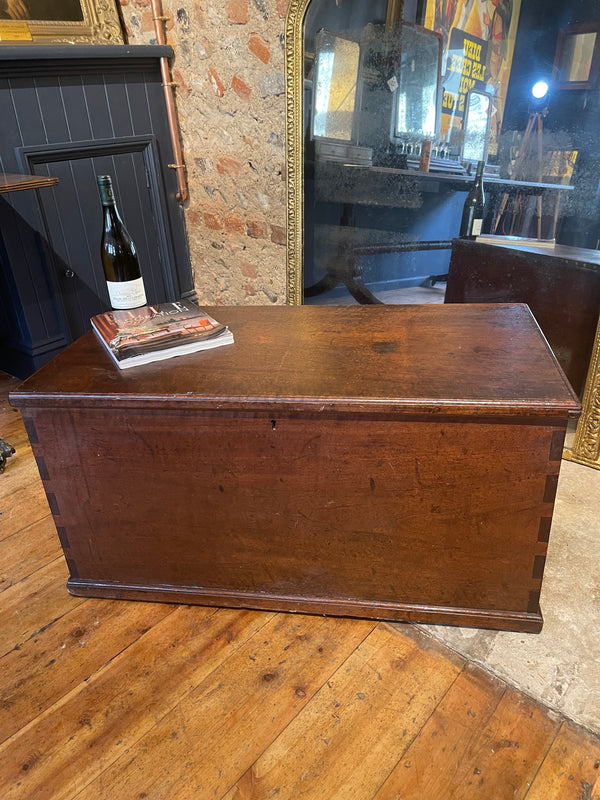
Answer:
[0,173,58,194]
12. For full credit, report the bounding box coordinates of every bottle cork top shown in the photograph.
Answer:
[97,175,115,205]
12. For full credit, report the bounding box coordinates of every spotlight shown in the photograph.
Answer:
[531,80,549,100]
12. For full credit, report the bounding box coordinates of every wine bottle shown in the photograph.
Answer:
[459,160,485,239]
[97,175,147,310]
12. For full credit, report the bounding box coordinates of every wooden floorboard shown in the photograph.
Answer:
[1,370,600,800]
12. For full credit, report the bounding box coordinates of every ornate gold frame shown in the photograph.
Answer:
[0,0,123,44]
[284,0,308,306]
[285,0,407,305]
[564,316,600,469]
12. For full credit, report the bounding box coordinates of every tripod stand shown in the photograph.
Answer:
[493,111,545,238]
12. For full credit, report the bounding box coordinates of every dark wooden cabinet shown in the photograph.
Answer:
[0,46,193,378]
[10,305,580,632]
[445,238,600,397]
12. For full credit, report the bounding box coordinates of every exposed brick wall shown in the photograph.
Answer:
[121,0,289,305]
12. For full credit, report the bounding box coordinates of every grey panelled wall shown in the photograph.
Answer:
[0,45,193,378]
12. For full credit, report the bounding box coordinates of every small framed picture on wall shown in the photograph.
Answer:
[553,23,600,90]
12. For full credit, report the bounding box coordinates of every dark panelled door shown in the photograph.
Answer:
[30,136,179,342]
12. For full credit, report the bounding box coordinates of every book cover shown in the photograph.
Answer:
[91,300,234,369]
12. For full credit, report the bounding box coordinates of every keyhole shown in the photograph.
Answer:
[271,420,277,431]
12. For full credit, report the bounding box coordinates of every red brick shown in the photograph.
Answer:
[208,67,225,97]
[276,0,289,18]
[173,69,191,99]
[231,75,252,101]
[244,283,258,296]
[240,261,258,278]
[249,33,270,64]
[198,36,214,58]
[224,215,246,235]
[186,209,202,226]
[226,0,249,24]
[216,156,242,177]
[247,220,268,239]
[204,212,223,230]
[140,9,154,32]
[270,224,286,245]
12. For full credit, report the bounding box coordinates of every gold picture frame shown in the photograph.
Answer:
[564,316,600,470]
[284,0,307,307]
[0,0,124,44]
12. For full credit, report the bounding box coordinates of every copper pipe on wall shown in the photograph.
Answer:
[150,0,188,204]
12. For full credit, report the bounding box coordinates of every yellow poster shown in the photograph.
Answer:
[425,0,521,155]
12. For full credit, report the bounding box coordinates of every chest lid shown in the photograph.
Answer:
[10,304,581,418]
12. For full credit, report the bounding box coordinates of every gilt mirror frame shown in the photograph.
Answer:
[284,0,600,469]
[285,0,403,306]
[564,316,600,470]
[284,0,309,308]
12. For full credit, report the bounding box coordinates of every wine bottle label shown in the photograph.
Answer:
[107,277,147,309]
[472,218,483,236]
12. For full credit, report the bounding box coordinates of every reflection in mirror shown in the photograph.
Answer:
[392,25,441,142]
[302,8,446,306]
[558,32,596,82]
[553,24,600,87]
[288,1,600,304]
[462,90,492,163]
[312,31,361,141]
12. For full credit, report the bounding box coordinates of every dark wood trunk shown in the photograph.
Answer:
[10,304,581,632]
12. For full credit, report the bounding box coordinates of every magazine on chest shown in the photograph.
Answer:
[91,300,234,369]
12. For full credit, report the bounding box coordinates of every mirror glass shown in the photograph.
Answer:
[289,0,600,304]
[462,90,492,163]
[392,25,441,141]
[312,31,361,141]
[303,6,445,305]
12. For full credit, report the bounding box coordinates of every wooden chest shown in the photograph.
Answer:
[10,304,581,632]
